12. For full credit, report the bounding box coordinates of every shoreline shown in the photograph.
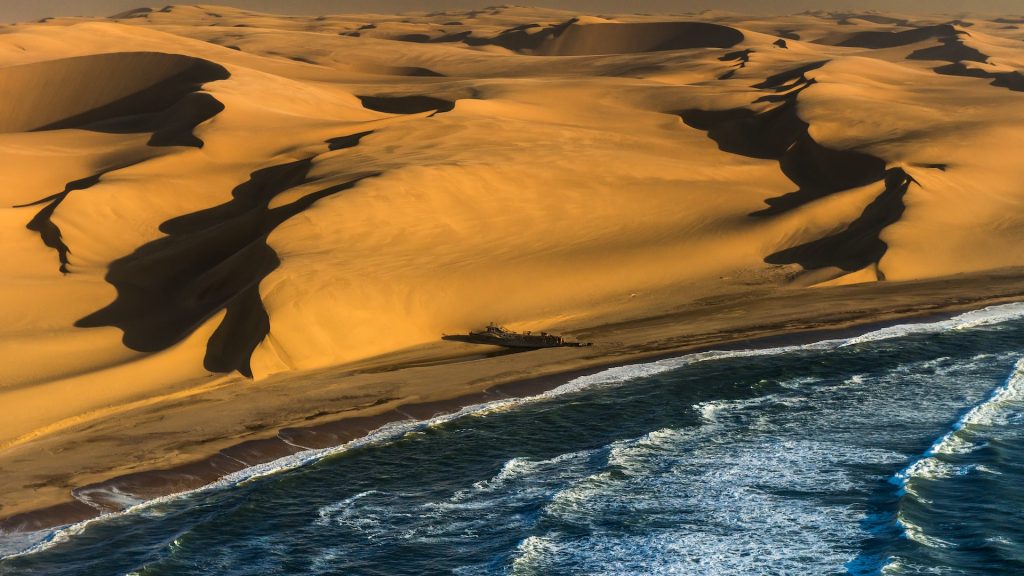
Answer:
[3,273,1024,543]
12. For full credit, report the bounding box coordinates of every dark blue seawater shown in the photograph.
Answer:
[2,304,1024,575]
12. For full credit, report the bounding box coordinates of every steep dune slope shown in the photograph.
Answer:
[0,52,227,135]
[469,19,746,55]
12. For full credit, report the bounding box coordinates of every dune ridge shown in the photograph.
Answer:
[76,153,380,377]
[836,24,960,49]
[0,52,228,135]
[502,20,745,55]
[13,173,106,274]
[678,60,914,277]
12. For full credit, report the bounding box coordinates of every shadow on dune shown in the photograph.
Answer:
[76,154,380,377]
[828,13,911,27]
[326,130,374,150]
[678,61,914,274]
[764,168,914,274]
[13,174,102,274]
[934,64,1024,92]
[386,66,445,77]
[527,21,743,56]
[836,24,958,49]
[345,62,446,77]
[718,49,752,80]
[357,95,455,114]
[836,22,1024,94]
[0,52,228,147]
[679,60,886,219]
[411,18,744,55]
[86,92,226,147]
[906,31,987,62]
[108,7,153,19]
[13,161,152,274]
[904,31,1024,93]
[10,54,231,272]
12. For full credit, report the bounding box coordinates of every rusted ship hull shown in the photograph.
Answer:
[442,332,591,349]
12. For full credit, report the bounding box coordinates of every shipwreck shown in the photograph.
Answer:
[442,324,592,349]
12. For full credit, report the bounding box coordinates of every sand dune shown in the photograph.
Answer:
[677,60,909,277]
[0,52,228,135]
[2,4,1024,529]
[76,158,379,377]
[472,20,746,55]
[835,24,959,49]
[356,95,455,114]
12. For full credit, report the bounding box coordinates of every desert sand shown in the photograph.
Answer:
[1,5,1024,531]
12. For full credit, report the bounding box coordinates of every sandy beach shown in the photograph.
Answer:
[2,5,1024,534]
[3,269,1023,532]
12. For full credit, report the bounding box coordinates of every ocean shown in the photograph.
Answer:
[2,303,1024,575]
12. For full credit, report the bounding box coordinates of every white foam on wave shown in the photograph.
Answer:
[841,302,1024,347]
[545,303,1024,402]
[314,447,607,555]
[0,416,480,559]
[511,350,1021,575]
[898,510,955,550]
[461,451,588,499]
[4,302,1024,561]
[314,490,382,527]
[694,388,810,425]
[894,356,1024,490]
[508,359,985,576]
[886,356,1024,560]
[511,435,893,575]
[311,401,902,573]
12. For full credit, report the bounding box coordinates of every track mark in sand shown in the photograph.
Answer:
[678,61,915,274]
[77,156,380,377]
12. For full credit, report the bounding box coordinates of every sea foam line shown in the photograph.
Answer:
[886,355,1024,556]
[892,356,1024,491]
[3,302,1024,560]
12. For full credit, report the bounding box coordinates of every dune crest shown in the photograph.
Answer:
[677,60,916,277]
[75,153,380,378]
[474,19,745,55]
[0,52,228,136]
